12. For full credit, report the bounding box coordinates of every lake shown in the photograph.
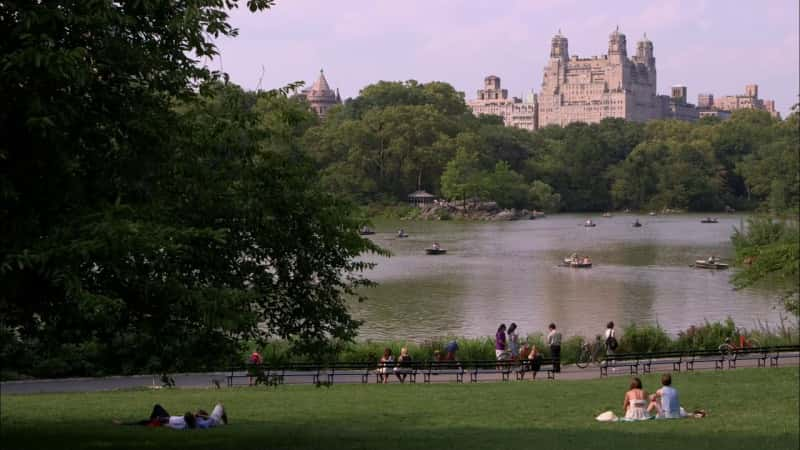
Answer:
[349,213,784,341]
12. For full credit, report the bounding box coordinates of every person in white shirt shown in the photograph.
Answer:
[648,374,687,419]
[117,403,227,429]
[547,323,562,373]
[604,321,617,357]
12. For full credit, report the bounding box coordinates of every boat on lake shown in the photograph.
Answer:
[426,243,446,255]
[700,217,718,224]
[397,229,409,238]
[692,258,728,269]
[561,254,592,268]
[632,219,642,228]
[359,227,375,235]
[584,219,596,227]
[602,212,612,218]
[649,211,657,216]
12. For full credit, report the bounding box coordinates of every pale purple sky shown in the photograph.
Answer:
[216,0,799,116]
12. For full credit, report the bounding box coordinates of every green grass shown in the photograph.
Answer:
[2,368,798,450]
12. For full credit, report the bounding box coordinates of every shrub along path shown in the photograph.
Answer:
[2,354,798,394]
[1,367,798,450]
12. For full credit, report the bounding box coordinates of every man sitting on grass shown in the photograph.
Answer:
[648,374,687,419]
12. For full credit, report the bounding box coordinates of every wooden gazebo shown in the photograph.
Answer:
[408,190,435,206]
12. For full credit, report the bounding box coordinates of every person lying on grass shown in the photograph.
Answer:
[114,403,228,429]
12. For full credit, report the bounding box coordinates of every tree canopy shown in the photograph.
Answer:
[1,0,379,377]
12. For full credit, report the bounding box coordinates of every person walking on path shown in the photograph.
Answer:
[604,321,618,370]
[495,324,508,360]
[247,351,263,386]
[507,323,520,360]
[547,323,562,373]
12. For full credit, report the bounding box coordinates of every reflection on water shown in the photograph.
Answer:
[350,214,781,340]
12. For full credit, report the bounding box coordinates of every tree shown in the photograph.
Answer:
[484,161,528,209]
[0,1,379,376]
[732,217,799,317]
[440,135,486,203]
[528,181,561,212]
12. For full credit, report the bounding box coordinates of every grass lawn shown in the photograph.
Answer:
[2,367,798,450]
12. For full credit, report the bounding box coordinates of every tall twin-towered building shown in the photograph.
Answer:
[538,28,663,126]
[468,28,780,129]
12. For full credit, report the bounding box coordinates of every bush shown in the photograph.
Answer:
[674,318,738,350]
[619,323,672,353]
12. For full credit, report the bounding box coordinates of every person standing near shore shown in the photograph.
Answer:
[495,324,507,360]
[547,323,562,373]
[604,321,618,357]
[507,323,520,360]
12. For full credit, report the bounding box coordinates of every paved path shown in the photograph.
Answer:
[2,356,797,395]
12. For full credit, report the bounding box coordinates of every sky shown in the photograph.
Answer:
[215,0,799,117]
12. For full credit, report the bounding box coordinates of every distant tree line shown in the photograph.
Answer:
[304,80,799,213]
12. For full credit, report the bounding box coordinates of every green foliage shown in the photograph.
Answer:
[528,180,561,212]
[0,1,381,377]
[619,323,673,353]
[732,217,800,316]
[309,84,792,213]
[440,142,485,202]
[484,161,529,209]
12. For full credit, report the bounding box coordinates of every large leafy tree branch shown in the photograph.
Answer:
[1,1,380,376]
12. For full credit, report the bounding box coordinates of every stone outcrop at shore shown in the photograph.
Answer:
[409,201,544,221]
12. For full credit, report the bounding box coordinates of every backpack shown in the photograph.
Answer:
[606,336,619,351]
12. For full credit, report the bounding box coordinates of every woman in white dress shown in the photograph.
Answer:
[623,377,650,420]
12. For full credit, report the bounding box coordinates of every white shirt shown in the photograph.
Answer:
[166,416,187,430]
[604,328,615,339]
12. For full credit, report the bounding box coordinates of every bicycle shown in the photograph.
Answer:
[576,335,606,369]
[718,330,761,360]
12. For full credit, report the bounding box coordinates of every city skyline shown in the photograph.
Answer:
[216,0,799,117]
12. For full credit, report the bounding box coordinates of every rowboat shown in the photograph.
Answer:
[692,260,728,270]
[426,248,447,255]
[584,220,596,227]
[561,256,592,268]
[359,228,375,236]
[700,218,718,224]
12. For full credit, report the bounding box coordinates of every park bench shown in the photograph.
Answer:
[767,345,800,367]
[463,360,513,382]
[423,360,466,383]
[684,349,725,371]
[640,350,685,373]
[514,357,556,380]
[322,362,376,384]
[226,363,322,386]
[373,360,420,384]
[725,346,769,369]
[265,362,322,385]
[600,352,641,377]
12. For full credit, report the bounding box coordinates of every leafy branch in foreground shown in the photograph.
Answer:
[732,217,799,317]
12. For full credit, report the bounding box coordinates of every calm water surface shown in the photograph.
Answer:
[350,214,783,341]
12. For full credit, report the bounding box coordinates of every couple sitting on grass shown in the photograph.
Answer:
[598,374,691,422]
[115,402,227,429]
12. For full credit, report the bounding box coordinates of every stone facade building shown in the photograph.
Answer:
[537,29,664,127]
[295,69,341,118]
[706,84,780,119]
[466,30,780,129]
[467,75,538,130]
